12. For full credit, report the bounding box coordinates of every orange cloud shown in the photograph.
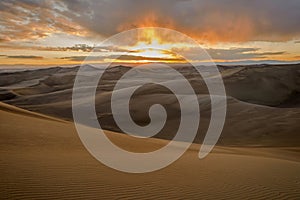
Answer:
[0,1,89,43]
[2,0,300,44]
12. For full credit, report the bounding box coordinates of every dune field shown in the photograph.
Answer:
[1,64,300,199]
[1,102,300,199]
[1,64,300,146]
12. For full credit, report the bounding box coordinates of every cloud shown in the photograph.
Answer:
[59,46,285,62]
[59,0,300,43]
[171,47,286,61]
[6,55,44,59]
[1,0,300,44]
[115,55,184,62]
[0,0,88,42]
[60,54,184,62]
[0,38,9,43]
[206,48,286,60]
[50,45,137,53]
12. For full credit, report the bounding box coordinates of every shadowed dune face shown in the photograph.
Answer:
[222,65,300,107]
[0,64,300,146]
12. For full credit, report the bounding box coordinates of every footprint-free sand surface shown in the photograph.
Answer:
[1,64,300,147]
[1,102,300,199]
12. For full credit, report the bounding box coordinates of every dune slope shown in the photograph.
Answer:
[1,102,300,199]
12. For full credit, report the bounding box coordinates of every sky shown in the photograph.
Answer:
[0,0,300,67]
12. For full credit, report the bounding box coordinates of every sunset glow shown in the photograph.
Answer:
[0,0,299,67]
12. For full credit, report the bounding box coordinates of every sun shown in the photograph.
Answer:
[104,28,198,64]
[125,28,182,62]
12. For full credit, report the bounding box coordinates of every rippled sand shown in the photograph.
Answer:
[1,102,299,199]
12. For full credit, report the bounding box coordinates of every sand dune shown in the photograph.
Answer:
[222,64,300,107]
[1,64,300,198]
[1,64,300,146]
[1,102,300,199]
[2,64,300,106]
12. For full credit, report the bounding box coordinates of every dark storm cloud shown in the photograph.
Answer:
[59,0,300,42]
[1,0,300,43]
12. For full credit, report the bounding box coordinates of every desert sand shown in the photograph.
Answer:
[1,64,300,146]
[1,102,300,199]
[1,64,300,199]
